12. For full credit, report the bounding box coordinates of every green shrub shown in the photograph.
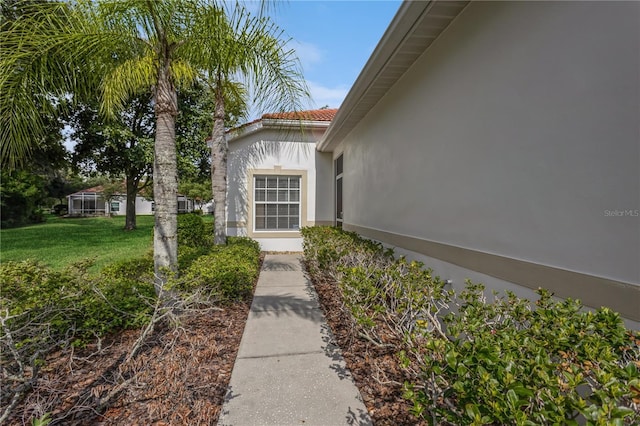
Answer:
[177,212,211,248]
[1,259,156,418]
[1,259,155,363]
[175,237,261,302]
[301,226,640,425]
[102,252,153,281]
[204,220,214,240]
[404,285,640,425]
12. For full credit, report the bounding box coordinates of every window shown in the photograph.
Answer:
[110,201,120,213]
[254,175,301,231]
[335,154,343,227]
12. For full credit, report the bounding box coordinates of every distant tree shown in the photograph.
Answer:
[0,0,307,294]
[176,80,246,184]
[69,84,230,229]
[178,180,213,212]
[69,94,154,230]
[0,170,46,228]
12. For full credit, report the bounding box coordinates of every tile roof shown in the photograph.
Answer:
[220,108,338,139]
[72,185,105,194]
[261,108,338,122]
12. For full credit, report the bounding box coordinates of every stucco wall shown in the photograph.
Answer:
[337,1,639,318]
[228,126,333,251]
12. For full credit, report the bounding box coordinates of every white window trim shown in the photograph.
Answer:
[335,154,344,226]
[253,175,301,232]
[247,168,308,238]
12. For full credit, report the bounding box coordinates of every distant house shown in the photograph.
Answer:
[225,1,639,327]
[67,185,195,216]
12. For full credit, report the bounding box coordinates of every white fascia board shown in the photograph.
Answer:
[228,119,331,143]
[226,121,265,142]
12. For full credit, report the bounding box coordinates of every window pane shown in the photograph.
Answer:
[266,217,277,229]
[267,204,277,215]
[290,190,299,202]
[278,190,288,202]
[289,204,299,216]
[290,216,299,229]
[255,177,266,188]
[255,204,265,215]
[255,190,265,202]
[267,177,278,188]
[267,190,277,201]
[278,205,288,215]
[278,178,288,188]
[255,216,265,229]
[290,178,300,188]
[278,217,288,229]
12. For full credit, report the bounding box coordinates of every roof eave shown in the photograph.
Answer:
[317,0,469,152]
[227,119,332,143]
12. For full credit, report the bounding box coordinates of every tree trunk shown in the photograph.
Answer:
[153,62,179,294]
[211,81,228,246]
[124,177,137,230]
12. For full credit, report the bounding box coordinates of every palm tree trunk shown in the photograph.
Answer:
[124,177,137,230]
[153,62,179,293]
[211,82,227,245]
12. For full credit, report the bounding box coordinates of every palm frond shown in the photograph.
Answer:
[101,55,156,118]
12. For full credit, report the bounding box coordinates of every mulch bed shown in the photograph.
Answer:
[307,267,425,426]
[8,255,421,425]
[7,302,251,426]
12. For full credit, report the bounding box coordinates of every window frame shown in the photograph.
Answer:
[335,154,344,227]
[253,175,301,232]
[247,168,308,238]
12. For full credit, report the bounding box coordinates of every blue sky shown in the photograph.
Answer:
[264,1,402,111]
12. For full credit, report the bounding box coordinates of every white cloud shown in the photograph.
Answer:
[306,80,349,109]
[293,40,323,72]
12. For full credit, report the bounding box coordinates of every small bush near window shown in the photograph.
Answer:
[177,213,211,248]
[173,237,261,302]
[301,226,640,425]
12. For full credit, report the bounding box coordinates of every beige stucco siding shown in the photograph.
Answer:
[337,1,639,315]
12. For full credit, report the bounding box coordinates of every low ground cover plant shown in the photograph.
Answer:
[302,226,640,425]
[1,214,261,423]
[0,259,156,421]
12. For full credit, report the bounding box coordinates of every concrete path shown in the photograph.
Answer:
[218,254,372,426]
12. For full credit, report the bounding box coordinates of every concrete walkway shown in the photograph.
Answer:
[218,254,372,426]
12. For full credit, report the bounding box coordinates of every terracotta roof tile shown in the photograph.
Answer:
[73,185,105,194]
[261,108,338,122]
[222,108,338,138]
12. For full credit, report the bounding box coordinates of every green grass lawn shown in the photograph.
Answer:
[0,215,155,272]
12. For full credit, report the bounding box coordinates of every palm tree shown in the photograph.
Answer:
[191,6,309,245]
[1,0,307,292]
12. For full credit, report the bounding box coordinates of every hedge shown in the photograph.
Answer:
[301,226,640,425]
